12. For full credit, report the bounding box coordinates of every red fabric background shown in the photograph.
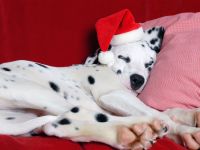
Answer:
[1,0,200,66]
[0,135,186,150]
[0,0,200,149]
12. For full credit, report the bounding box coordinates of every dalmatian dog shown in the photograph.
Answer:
[0,26,199,150]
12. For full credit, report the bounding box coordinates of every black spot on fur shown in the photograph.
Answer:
[148,29,152,34]
[12,75,16,78]
[148,67,152,72]
[3,85,7,89]
[156,27,165,53]
[95,113,108,123]
[147,27,155,34]
[150,38,158,45]
[49,81,60,92]
[141,44,145,47]
[63,92,68,100]
[35,63,48,68]
[71,107,79,113]
[75,85,80,88]
[28,64,34,67]
[2,67,11,72]
[154,46,160,53]
[163,126,168,132]
[88,76,95,84]
[52,123,58,128]
[75,127,79,130]
[58,118,71,125]
[117,70,122,74]
[6,117,15,120]
[158,27,165,39]
[118,55,130,63]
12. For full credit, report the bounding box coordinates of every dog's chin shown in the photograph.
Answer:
[131,85,145,95]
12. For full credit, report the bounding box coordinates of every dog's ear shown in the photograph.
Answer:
[143,26,165,53]
[85,48,101,65]
[85,45,113,65]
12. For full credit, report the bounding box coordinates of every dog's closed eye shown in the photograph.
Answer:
[118,55,130,63]
[144,60,154,68]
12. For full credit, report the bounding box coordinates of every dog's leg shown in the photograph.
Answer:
[164,108,200,128]
[0,78,75,115]
[0,109,56,135]
[43,106,200,150]
[97,90,200,142]
[43,106,168,150]
[164,108,196,126]
[97,90,162,117]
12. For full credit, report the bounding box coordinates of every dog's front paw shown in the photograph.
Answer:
[117,120,169,150]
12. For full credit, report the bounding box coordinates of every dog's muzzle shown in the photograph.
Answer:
[130,74,145,91]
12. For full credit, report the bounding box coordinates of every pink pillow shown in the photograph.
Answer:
[138,12,200,111]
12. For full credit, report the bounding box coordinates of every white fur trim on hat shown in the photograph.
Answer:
[110,27,144,45]
[98,51,115,66]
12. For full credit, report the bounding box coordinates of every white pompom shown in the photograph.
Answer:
[98,51,115,66]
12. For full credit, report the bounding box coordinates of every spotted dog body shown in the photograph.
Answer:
[0,27,199,149]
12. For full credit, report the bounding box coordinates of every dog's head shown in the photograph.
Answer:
[85,26,165,93]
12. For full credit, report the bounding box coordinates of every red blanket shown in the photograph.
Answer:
[0,135,186,150]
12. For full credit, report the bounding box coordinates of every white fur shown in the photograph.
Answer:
[0,27,197,150]
[110,41,156,93]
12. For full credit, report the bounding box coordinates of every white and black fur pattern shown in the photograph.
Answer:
[86,27,165,93]
[0,27,198,150]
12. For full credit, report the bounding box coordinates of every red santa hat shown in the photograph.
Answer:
[95,9,144,66]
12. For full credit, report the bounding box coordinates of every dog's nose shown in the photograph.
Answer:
[130,74,145,90]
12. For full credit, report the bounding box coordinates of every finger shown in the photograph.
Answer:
[181,133,200,150]
[131,123,148,136]
[118,126,137,145]
[192,131,200,145]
